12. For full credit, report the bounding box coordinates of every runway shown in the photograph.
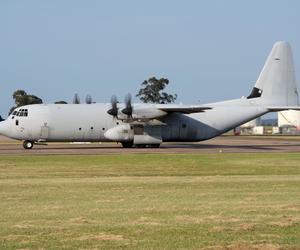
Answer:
[0,135,300,155]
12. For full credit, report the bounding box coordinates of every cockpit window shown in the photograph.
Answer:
[13,109,28,117]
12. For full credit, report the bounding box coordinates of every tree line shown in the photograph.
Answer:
[8,77,177,114]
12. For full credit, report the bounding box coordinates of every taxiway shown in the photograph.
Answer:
[0,135,300,155]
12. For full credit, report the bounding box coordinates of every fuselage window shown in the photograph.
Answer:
[79,128,82,131]
[12,111,17,115]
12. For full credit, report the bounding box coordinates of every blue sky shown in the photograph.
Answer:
[1,0,300,116]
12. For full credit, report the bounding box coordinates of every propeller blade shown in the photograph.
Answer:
[73,93,80,104]
[107,95,118,117]
[122,93,133,116]
[85,94,92,104]
[125,93,132,105]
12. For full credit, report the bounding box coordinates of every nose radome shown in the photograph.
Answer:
[0,120,9,136]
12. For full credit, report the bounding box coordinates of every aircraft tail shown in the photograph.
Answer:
[247,41,299,106]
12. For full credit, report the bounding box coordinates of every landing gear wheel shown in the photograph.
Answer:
[135,144,146,148]
[23,140,34,149]
[149,144,160,148]
[121,141,134,148]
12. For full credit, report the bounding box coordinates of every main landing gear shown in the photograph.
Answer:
[121,141,134,148]
[121,142,161,148]
[23,140,34,149]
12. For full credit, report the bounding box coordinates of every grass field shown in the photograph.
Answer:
[0,153,300,249]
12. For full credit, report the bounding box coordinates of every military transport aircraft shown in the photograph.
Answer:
[0,41,299,149]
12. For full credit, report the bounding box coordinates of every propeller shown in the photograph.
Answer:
[85,94,92,104]
[107,95,118,117]
[73,93,80,104]
[122,93,133,117]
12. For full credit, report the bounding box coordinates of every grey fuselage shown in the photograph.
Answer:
[2,41,298,145]
[0,98,268,143]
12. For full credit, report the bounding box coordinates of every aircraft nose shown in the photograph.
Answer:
[0,120,9,136]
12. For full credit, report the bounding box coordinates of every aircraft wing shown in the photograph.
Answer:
[267,106,300,111]
[157,105,212,114]
[114,104,213,123]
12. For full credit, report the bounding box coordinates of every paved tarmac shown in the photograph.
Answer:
[0,135,300,155]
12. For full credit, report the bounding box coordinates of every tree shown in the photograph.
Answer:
[136,77,177,104]
[54,101,68,104]
[9,90,43,114]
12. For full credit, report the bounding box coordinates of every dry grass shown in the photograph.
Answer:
[0,153,299,249]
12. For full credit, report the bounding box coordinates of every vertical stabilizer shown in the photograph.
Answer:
[254,41,299,106]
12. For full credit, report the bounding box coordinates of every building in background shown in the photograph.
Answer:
[240,117,264,135]
[278,110,300,134]
[234,111,300,136]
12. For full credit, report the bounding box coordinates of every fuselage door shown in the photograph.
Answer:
[40,123,49,140]
[179,122,188,139]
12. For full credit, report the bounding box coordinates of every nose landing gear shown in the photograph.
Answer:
[23,140,34,149]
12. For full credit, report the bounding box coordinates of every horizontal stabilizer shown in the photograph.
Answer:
[267,106,300,112]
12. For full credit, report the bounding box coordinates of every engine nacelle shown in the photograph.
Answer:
[104,124,134,142]
[117,106,167,121]
[132,106,167,120]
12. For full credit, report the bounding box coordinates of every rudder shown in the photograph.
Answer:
[249,41,299,106]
